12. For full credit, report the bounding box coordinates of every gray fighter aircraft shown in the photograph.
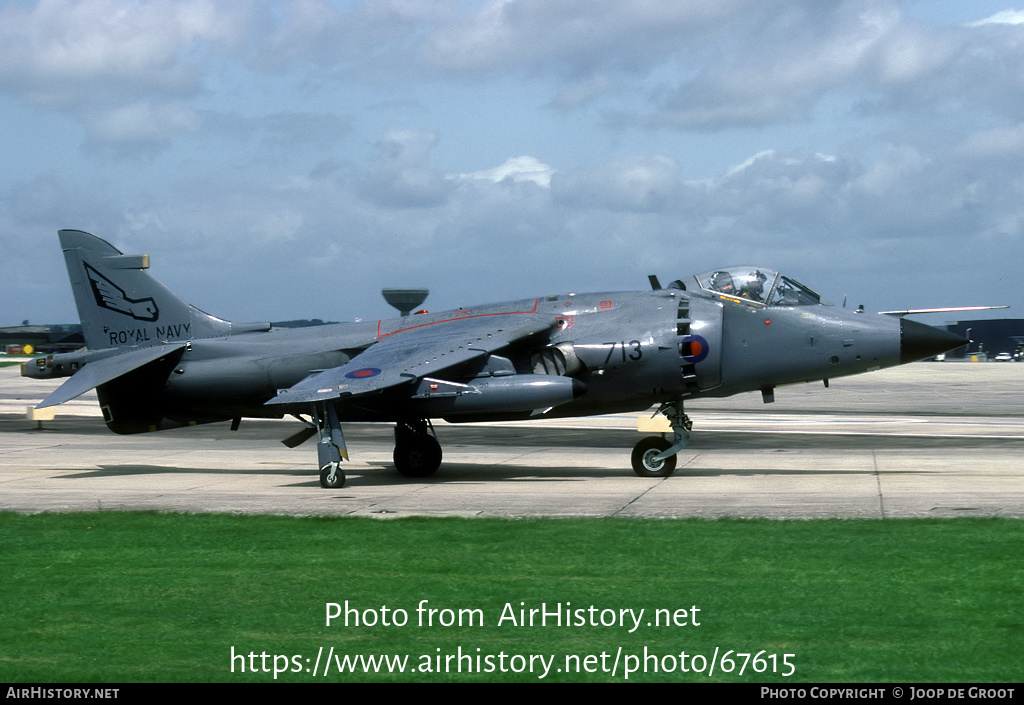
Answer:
[25,229,972,487]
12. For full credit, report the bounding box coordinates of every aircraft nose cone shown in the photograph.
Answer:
[900,319,969,364]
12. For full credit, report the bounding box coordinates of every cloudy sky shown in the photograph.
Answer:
[2,0,1022,327]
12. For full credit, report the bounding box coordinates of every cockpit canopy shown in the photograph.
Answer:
[692,267,822,306]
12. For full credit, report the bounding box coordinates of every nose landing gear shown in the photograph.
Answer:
[632,436,677,477]
[631,400,692,478]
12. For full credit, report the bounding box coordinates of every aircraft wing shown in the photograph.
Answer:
[37,343,187,409]
[266,312,554,406]
[879,305,1009,316]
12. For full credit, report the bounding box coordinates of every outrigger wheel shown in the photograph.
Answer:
[314,402,347,488]
[319,463,346,488]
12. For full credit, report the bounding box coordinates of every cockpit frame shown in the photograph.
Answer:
[694,267,822,307]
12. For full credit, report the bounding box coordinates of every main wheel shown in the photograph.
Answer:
[631,437,677,477]
[394,435,442,478]
[319,464,346,488]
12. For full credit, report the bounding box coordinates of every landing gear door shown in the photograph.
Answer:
[677,296,722,394]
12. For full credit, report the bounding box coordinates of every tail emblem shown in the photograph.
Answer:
[84,263,159,322]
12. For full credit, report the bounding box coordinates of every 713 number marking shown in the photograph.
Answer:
[604,340,643,365]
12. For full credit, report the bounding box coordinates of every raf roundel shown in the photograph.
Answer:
[345,368,382,380]
[680,334,710,363]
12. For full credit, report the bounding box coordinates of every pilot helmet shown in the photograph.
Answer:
[741,270,766,298]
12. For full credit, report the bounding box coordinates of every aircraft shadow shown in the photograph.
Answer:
[58,457,957,485]
[58,465,311,479]
[281,462,950,487]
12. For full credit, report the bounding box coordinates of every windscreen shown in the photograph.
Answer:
[766,276,821,306]
[697,267,777,303]
[696,267,821,306]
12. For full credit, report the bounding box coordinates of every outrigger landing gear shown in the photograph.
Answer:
[631,400,692,478]
[314,402,348,488]
[393,419,442,478]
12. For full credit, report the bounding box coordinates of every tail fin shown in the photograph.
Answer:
[59,230,263,350]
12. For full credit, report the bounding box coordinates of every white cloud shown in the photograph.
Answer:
[724,150,777,178]
[260,0,454,76]
[0,0,258,153]
[968,9,1024,26]
[553,155,680,212]
[0,0,252,102]
[423,0,751,75]
[455,156,554,187]
[643,3,903,129]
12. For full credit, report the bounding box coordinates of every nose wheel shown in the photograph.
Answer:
[632,400,691,478]
[632,437,677,477]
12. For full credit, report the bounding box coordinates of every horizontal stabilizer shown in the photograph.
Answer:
[36,343,186,409]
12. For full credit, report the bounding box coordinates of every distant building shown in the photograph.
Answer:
[0,324,84,355]
[944,319,1024,358]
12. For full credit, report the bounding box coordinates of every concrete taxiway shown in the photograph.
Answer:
[1,362,1022,518]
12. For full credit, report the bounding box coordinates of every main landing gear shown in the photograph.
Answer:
[303,402,687,485]
[631,400,692,478]
[393,419,443,478]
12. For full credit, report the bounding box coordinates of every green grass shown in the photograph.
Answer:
[1,513,1021,683]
